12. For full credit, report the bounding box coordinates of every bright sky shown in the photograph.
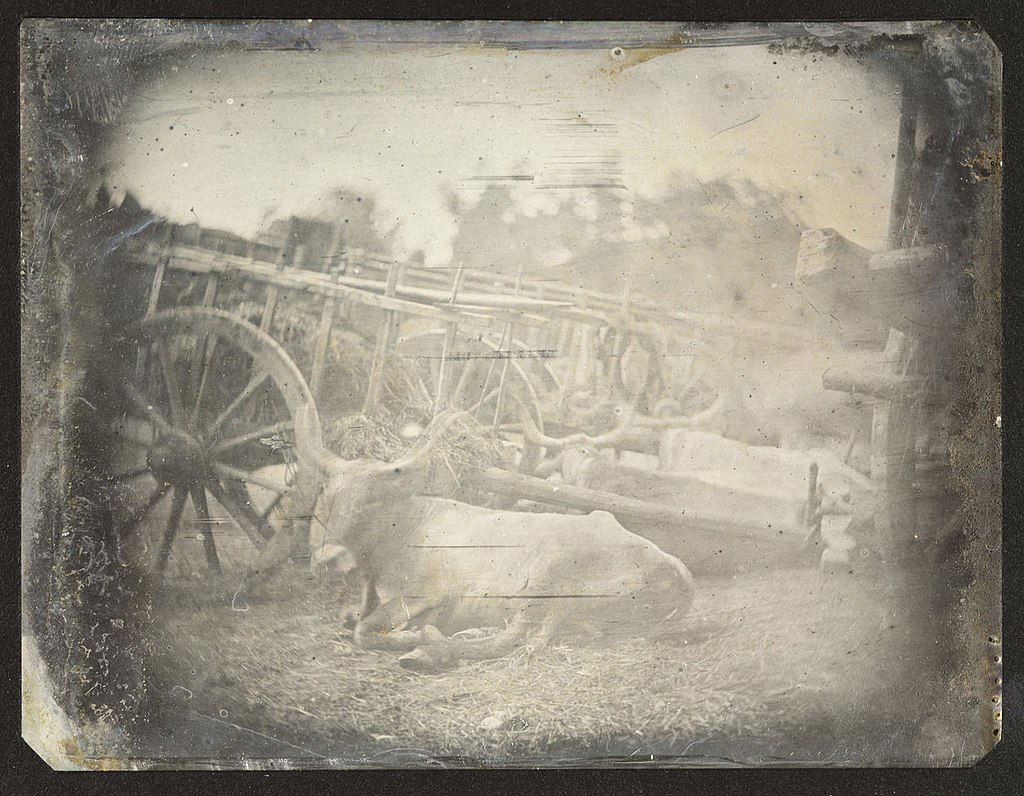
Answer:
[103,43,901,265]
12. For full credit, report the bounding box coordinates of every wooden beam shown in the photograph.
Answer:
[822,368,912,400]
[868,245,947,275]
[795,227,874,283]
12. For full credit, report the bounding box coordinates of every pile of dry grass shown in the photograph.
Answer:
[324,407,506,499]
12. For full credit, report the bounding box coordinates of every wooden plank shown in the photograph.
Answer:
[131,244,544,330]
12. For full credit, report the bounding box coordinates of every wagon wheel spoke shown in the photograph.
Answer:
[670,356,717,414]
[154,339,187,427]
[469,387,500,419]
[473,344,503,416]
[189,334,219,427]
[120,380,177,440]
[118,481,172,541]
[110,411,158,451]
[111,427,157,450]
[206,479,270,548]
[449,358,480,409]
[213,461,293,493]
[258,491,286,529]
[109,466,154,485]
[209,420,295,457]
[223,478,281,540]
[206,367,271,438]
[189,483,222,574]
[155,486,188,577]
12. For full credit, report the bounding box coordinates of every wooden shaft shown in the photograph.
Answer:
[469,467,775,540]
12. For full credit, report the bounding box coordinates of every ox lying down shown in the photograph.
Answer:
[254,415,695,673]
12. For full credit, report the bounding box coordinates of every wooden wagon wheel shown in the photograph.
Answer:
[395,327,548,475]
[105,307,324,583]
[645,332,731,421]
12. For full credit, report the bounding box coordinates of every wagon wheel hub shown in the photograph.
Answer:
[148,435,208,485]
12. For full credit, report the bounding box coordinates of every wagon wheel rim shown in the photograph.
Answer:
[654,333,729,420]
[106,307,323,583]
[395,327,547,474]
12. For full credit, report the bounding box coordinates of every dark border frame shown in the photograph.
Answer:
[7,1,1018,791]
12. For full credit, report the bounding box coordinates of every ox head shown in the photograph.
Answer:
[309,409,467,572]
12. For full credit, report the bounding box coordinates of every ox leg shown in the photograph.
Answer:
[398,609,555,672]
[352,595,442,653]
[342,577,379,629]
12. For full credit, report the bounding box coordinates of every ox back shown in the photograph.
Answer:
[321,495,696,644]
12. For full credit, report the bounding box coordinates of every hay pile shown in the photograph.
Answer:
[324,407,506,500]
[148,568,912,763]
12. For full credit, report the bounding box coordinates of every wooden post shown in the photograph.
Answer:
[868,328,920,560]
[888,80,920,248]
[136,226,174,382]
[309,296,336,401]
[144,227,173,320]
[362,254,410,415]
[292,243,307,271]
[562,324,584,399]
[309,223,347,399]
[261,218,295,332]
[187,272,221,418]
[201,273,219,307]
[434,262,467,417]
[491,262,525,429]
